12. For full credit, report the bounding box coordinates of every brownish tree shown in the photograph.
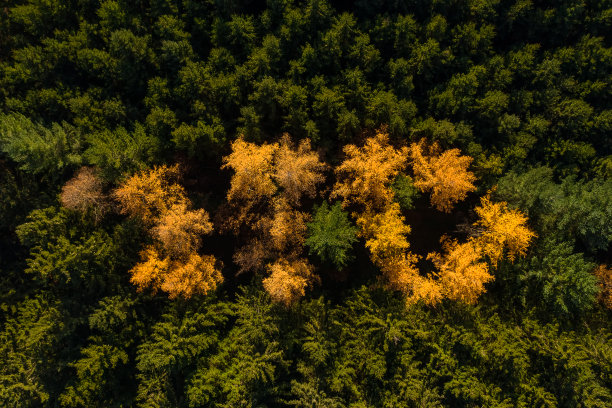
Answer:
[594,265,612,309]
[60,167,109,222]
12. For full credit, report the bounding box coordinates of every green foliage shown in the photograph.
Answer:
[0,296,64,407]
[0,113,81,176]
[85,123,160,181]
[391,174,419,211]
[186,288,287,407]
[512,239,599,317]
[496,167,612,254]
[306,202,358,269]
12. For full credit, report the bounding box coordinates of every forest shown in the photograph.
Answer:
[0,0,611,406]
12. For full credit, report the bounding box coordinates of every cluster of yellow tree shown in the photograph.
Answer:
[59,130,539,306]
[221,135,327,305]
[333,130,535,305]
[113,165,223,298]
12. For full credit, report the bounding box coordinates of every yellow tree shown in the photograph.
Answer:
[60,167,109,223]
[115,166,222,298]
[130,247,169,294]
[409,139,476,212]
[428,238,492,304]
[113,164,185,225]
[263,258,315,306]
[333,130,409,211]
[161,254,223,299]
[274,135,327,205]
[472,194,536,266]
[221,135,326,305]
[222,137,279,204]
[356,202,411,264]
[151,203,213,258]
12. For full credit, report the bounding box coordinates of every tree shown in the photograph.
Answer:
[60,167,109,223]
[263,258,315,307]
[305,201,358,269]
[115,166,221,298]
[113,164,185,225]
[0,113,81,177]
[0,297,64,407]
[151,203,213,258]
[222,135,326,304]
[409,139,476,212]
[472,194,536,266]
[593,265,611,309]
[85,123,159,182]
[273,135,327,205]
[428,238,492,304]
[356,203,411,265]
[332,130,409,211]
[221,137,279,204]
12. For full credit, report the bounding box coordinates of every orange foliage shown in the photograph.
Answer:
[274,135,327,205]
[268,198,309,254]
[357,203,411,264]
[594,265,612,309]
[60,167,109,222]
[116,165,222,298]
[130,249,221,299]
[472,194,536,266]
[130,247,169,293]
[221,135,326,304]
[113,165,185,224]
[161,254,223,299]
[263,258,315,306]
[333,130,409,211]
[221,137,278,203]
[409,139,476,212]
[428,238,492,304]
[152,203,213,258]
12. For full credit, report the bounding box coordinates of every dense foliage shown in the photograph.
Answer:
[1,0,610,406]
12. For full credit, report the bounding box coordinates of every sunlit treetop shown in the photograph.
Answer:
[221,137,278,203]
[273,134,327,205]
[473,193,536,266]
[409,139,477,213]
[428,237,492,304]
[263,258,315,307]
[356,202,411,265]
[333,130,409,211]
[113,164,185,224]
[151,203,213,259]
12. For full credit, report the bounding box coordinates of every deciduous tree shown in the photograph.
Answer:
[113,164,185,225]
[263,258,315,307]
[333,130,409,211]
[428,238,492,304]
[60,167,109,223]
[472,194,536,266]
[409,139,476,212]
